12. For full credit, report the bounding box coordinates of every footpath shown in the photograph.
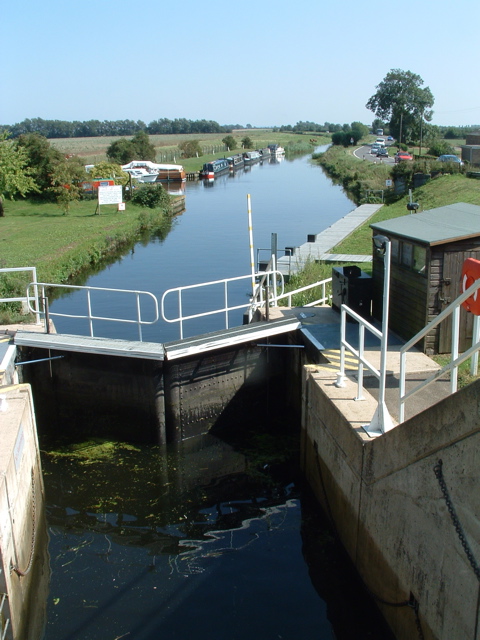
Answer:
[276,203,382,275]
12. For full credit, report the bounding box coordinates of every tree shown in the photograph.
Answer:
[222,135,237,151]
[366,69,434,144]
[16,133,63,197]
[0,132,38,216]
[350,122,369,140]
[241,136,253,149]
[89,161,129,185]
[107,131,156,165]
[49,157,87,214]
[178,140,202,158]
[131,130,156,162]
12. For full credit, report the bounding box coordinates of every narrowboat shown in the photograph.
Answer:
[227,154,244,171]
[259,148,271,159]
[200,158,230,179]
[242,151,261,164]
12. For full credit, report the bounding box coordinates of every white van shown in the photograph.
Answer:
[375,137,386,146]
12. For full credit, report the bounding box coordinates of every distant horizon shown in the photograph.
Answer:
[2,116,479,132]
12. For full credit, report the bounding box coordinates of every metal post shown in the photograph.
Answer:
[364,238,395,436]
[42,297,50,334]
[247,194,255,297]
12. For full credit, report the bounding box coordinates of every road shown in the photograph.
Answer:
[354,143,395,166]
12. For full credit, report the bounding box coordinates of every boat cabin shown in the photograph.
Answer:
[370,202,480,354]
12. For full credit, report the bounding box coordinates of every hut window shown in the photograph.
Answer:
[401,242,413,267]
[413,245,427,275]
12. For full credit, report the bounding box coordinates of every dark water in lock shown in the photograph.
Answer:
[41,151,394,639]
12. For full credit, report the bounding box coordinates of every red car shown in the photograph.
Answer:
[395,151,413,163]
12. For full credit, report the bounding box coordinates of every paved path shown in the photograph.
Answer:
[277,203,382,275]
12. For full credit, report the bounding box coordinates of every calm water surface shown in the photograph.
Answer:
[42,151,394,639]
[50,149,354,342]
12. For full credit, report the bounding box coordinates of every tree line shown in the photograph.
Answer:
[0,117,242,139]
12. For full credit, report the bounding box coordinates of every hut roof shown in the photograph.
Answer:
[370,203,480,246]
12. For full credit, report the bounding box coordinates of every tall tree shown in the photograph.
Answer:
[366,69,434,144]
[0,132,38,216]
[16,133,63,197]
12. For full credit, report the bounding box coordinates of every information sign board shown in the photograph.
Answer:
[98,185,123,205]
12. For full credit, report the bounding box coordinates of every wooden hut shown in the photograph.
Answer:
[370,202,480,354]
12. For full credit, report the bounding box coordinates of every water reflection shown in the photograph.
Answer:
[42,431,393,640]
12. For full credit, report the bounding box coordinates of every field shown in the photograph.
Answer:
[50,130,330,169]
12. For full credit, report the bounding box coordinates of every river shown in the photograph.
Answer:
[41,149,394,640]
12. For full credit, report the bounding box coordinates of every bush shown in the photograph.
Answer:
[222,135,237,151]
[179,140,202,158]
[131,184,171,210]
[427,140,455,157]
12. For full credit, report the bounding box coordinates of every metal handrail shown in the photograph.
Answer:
[336,304,384,403]
[161,271,284,340]
[251,253,332,309]
[398,277,480,422]
[26,282,159,342]
[0,267,41,324]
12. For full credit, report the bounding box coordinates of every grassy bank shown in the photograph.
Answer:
[313,144,392,203]
[283,171,480,304]
[0,197,174,322]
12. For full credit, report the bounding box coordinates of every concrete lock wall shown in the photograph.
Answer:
[0,385,49,640]
[301,365,480,640]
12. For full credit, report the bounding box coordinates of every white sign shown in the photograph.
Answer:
[98,185,123,205]
[386,179,393,187]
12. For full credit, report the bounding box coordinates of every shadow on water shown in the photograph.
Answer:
[41,417,394,639]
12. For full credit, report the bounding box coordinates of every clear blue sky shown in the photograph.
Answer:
[4,0,480,129]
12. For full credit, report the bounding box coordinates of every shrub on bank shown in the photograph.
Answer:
[131,183,171,210]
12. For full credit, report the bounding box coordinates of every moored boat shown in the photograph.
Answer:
[122,167,158,183]
[268,144,285,156]
[122,160,186,182]
[155,164,186,182]
[200,157,230,179]
[227,154,244,171]
[243,150,261,164]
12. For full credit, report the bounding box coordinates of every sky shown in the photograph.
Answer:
[3,0,480,129]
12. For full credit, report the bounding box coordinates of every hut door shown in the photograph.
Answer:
[439,251,473,353]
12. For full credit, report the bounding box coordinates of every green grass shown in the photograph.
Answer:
[333,173,480,256]
[0,197,176,283]
[282,170,480,304]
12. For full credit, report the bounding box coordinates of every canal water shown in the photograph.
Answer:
[49,148,355,342]
[41,150,395,639]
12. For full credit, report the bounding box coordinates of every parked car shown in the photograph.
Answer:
[395,151,413,163]
[437,154,463,165]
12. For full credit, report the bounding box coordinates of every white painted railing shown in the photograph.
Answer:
[161,271,284,340]
[398,277,480,422]
[0,267,41,324]
[26,282,159,342]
